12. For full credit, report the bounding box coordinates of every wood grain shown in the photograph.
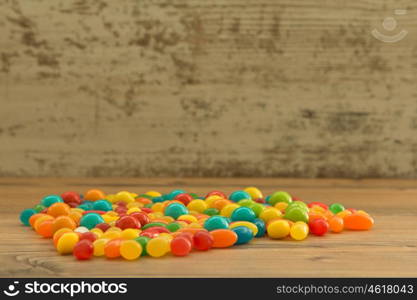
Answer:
[1,177,416,277]
[1,1,417,177]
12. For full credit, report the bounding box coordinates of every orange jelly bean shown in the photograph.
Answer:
[344,213,374,230]
[36,219,54,238]
[104,239,122,258]
[84,189,105,201]
[328,216,344,233]
[47,202,70,217]
[52,216,77,233]
[210,229,238,248]
[29,213,48,228]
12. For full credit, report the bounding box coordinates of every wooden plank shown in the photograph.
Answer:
[0,177,416,277]
[1,1,417,177]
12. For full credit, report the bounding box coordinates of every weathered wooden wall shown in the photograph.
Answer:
[1,0,417,177]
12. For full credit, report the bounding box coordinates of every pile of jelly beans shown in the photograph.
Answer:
[19,187,374,260]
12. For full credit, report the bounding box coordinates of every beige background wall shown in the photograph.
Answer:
[0,0,416,177]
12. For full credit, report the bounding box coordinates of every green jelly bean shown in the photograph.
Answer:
[142,222,167,230]
[269,191,292,206]
[284,207,309,223]
[329,203,345,214]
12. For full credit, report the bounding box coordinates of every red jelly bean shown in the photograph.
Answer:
[171,237,192,256]
[205,191,227,199]
[141,207,152,213]
[79,232,97,242]
[176,232,194,247]
[308,202,328,210]
[61,192,81,205]
[174,193,193,205]
[95,223,111,232]
[309,218,329,236]
[116,215,141,230]
[193,230,214,251]
[73,240,93,260]
[130,212,150,226]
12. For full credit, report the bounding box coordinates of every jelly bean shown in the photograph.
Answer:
[73,240,94,260]
[336,210,352,219]
[205,190,227,199]
[308,201,328,210]
[171,237,192,256]
[203,216,229,231]
[248,203,265,217]
[203,208,219,216]
[33,204,46,213]
[187,199,208,213]
[134,236,151,256]
[20,209,36,226]
[93,200,112,212]
[146,237,170,257]
[229,221,258,236]
[259,207,282,223]
[80,213,104,229]
[220,204,240,218]
[253,218,266,237]
[53,228,73,247]
[274,202,288,212]
[329,216,344,233]
[229,190,251,202]
[288,201,309,211]
[120,240,142,260]
[84,189,105,201]
[52,216,77,233]
[164,203,189,219]
[47,202,70,218]
[145,190,161,198]
[267,219,290,239]
[57,232,79,254]
[166,222,182,232]
[116,215,141,230]
[129,212,150,227]
[243,187,263,200]
[309,218,329,236]
[36,219,54,238]
[269,191,292,206]
[61,191,81,205]
[90,228,103,238]
[74,226,89,233]
[329,203,345,214]
[232,226,253,245]
[142,222,167,230]
[344,213,374,230]
[121,228,140,240]
[237,199,254,207]
[290,222,309,241]
[210,229,238,248]
[193,231,214,251]
[231,207,256,222]
[284,207,309,223]
[104,239,122,258]
[93,238,109,256]
[174,193,193,206]
[169,189,186,200]
[80,232,98,242]
[41,195,63,207]
[33,215,54,231]
[95,222,111,232]
[212,199,231,211]
[177,215,198,223]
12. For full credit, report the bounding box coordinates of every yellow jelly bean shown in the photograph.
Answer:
[274,202,289,212]
[259,207,282,223]
[243,187,263,200]
[106,194,116,203]
[229,221,258,236]
[151,203,164,213]
[90,228,103,238]
[158,233,173,241]
[56,232,79,254]
[290,221,309,241]
[267,219,290,239]
[121,228,140,240]
[107,226,122,232]
[220,204,240,218]
[177,214,198,223]
[127,202,141,209]
[102,231,121,240]
[145,190,161,197]
[115,191,135,203]
[120,240,142,260]
[147,237,170,258]
[336,210,352,219]
[187,200,208,213]
[93,238,109,256]
[127,207,141,214]
[205,195,224,207]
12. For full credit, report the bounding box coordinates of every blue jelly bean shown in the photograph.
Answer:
[169,189,186,200]
[78,203,93,210]
[152,196,165,203]
[93,199,112,211]
[41,195,63,207]
[229,190,251,202]
[232,226,253,245]
[80,213,104,229]
[203,216,229,231]
[20,208,36,226]
[231,207,256,222]
[253,218,266,237]
[164,203,188,219]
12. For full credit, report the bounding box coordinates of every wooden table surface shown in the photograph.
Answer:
[1,178,416,278]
